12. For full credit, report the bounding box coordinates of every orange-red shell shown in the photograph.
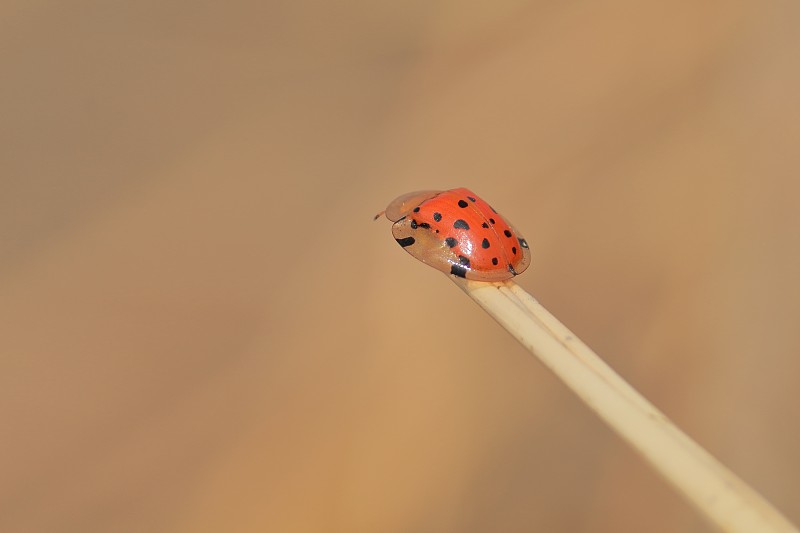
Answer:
[384,188,531,281]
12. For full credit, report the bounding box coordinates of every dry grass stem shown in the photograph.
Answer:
[451,277,798,533]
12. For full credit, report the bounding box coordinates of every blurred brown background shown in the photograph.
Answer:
[1,1,799,532]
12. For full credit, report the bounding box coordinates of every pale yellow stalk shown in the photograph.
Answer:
[451,278,798,533]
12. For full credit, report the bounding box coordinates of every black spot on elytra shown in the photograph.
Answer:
[481,238,490,249]
[450,264,467,278]
[433,212,442,222]
[481,222,489,229]
[453,219,470,230]
[492,257,499,266]
[396,237,415,247]
[504,229,512,237]
[467,196,476,202]
[418,222,431,229]
[413,206,420,213]
[519,238,529,249]
[458,199,469,208]
[512,246,517,255]
[410,219,418,229]
[445,237,458,248]
[458,255,471,267]
[489,218,495,224]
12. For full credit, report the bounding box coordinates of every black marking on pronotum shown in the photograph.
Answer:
[508,264,518,275]
[418,222,431,229]
[481,238,490,249]
[492,257,499,266]
[467,196,476,202]
[512,246,517,255]
[458,199,469,208]
[410,219,418,229]
[458,255,470,267]
[396,237,415,247]
[445,237,458,248]
[413,206,420,213]
[503,229,512,237]
[450,264,468,278]
[453,219,470,230]
[519,238,529,249]
[481,222,489,229]
[489,218,495,224]
[433,212,442,222]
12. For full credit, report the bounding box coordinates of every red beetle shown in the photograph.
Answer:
[378,188,531,281]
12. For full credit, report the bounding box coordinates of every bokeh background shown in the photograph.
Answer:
[2,1,799,532]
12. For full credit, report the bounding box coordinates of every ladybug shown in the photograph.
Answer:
[377,188,531,281]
